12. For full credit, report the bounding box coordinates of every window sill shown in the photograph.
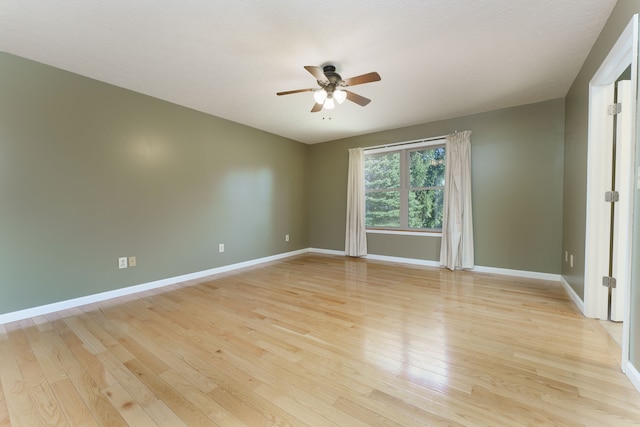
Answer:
[366,229,442,237]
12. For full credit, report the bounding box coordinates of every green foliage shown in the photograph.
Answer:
[408,189,443,229]
[365,191,400,227]
[408,147,445,229]
[365,147,445,230]
[409,147,445,187]
[364,153,400,227]
[365,153,400,190]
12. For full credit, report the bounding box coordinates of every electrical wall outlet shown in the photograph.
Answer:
[570,254,574,268]
[128,256,137,267]
[118,257,128,269]
[285,234,290,242]
[219,243,225,253]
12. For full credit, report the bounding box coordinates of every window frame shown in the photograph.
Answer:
[364,138,446,235]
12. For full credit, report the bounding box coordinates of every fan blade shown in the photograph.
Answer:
[343,72,381,87]
[277,88,315,96]
[304,65,329,82]
[346,90,371,106]
[311,103,323,113]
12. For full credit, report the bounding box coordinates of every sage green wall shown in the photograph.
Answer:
[309,99,565,273]
[0,52,309,315]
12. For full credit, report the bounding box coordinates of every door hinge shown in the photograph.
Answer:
[602,276,617,288]
[605,190,619,202]
[608,103,622,115]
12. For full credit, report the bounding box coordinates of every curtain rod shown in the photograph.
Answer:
[363,132,454,151]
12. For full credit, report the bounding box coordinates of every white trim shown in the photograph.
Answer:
[560,276,586,314]
[366,229,442,237]
[472,266,562,282]
[0,248,579,325]
[0,249,308,325]
[611,79,634,322]
[363,135,448,153]
[308,248,345,256]
[364,253,562,281]
[347,251,580,313]
[365,139,444,155]
[584,81,616,319]
[308,248,563,281]
[626,362,640,394]
[365,253,440,267]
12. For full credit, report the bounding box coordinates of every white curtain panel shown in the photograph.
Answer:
[440,131,474,270]
[345,147,367,257]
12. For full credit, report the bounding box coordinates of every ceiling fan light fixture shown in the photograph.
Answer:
[313,89,327,104]
[334,89,347,104]
[324,97,335,110]
[277,65,381,113]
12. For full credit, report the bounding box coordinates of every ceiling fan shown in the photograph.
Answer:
[277,65,381,112]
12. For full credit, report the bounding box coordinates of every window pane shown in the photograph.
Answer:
[365,191,400,228]
[408,189,444,229]
[365,153,400,190]
[409,147,445,188]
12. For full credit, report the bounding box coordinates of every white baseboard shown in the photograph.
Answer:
[559,276,585,314]
[626,362,640,394]
[0,247,572,325]
[472,265,562,282]
[308,248,344,256]
[308,248,562,281]
[365,253,440,268]
[0,248,308,325]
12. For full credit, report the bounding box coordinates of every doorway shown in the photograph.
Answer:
[584,15,638,372]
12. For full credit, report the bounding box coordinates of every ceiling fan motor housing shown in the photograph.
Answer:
[322,65,342,85]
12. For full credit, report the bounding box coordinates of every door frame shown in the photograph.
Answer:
[584,14,638,372]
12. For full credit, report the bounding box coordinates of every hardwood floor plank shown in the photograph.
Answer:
[0,372,9,427]
[143,400,189,427]
[158,369,247,427]
[100,382,157,426]
[62,318,106,356]
[208,386,277,427]
[124,358,218,426]
[49,379,99,427]
[83,308,171,374]
[49,322,129,426]
[96,350,157,407]
[333,395,402,427]
[469,384,583,427]
[79,314,135,363]
[6,328,68,426]
[29,337,69,385]
[0,339,39,427]
[368,388,472,427]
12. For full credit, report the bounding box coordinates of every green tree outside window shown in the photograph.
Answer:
[365,144,445,230]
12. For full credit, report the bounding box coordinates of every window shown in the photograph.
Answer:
[364,141,445,231]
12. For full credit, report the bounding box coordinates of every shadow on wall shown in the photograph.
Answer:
[223,168,274,252]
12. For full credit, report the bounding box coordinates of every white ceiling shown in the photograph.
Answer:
[0,1,617,144]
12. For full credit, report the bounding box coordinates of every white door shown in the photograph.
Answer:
[611,79,633,321]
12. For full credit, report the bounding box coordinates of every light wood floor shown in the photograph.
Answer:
[600,319,623,348]
[1,254,639,426]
